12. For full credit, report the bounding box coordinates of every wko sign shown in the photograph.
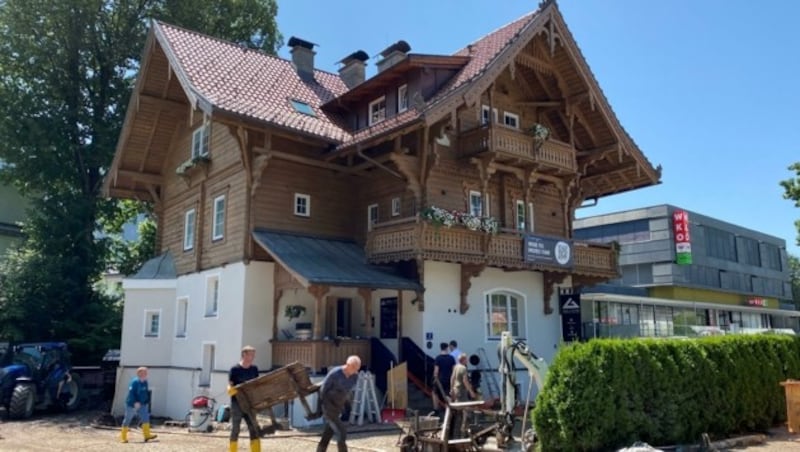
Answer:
[673,209,692,265]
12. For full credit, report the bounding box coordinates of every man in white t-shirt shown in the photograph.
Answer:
[448,340,462,361]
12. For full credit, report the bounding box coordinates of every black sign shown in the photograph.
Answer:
[379,297,398,339]
[559,293,582,342]
[523,235,573,268]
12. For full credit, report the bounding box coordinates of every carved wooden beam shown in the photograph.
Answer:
[390,153,422,204]
[542,271,568,315]
[253,147,352,174]
[117,169,162,186]
[515,52,554,74]
[460,263,486,315]
[139,108,162,172]
[358,288,374,337]
[469,155,497,195]
[272,280,284,340]
[309,284,330,340]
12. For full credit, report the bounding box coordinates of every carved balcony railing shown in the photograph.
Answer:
[365,218,617,278]
[459,125,577,173]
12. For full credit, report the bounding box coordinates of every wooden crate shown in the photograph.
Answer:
[235,362,320,416]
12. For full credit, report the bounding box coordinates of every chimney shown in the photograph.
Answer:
[288,36,317,79]
[337,50,369,89]
[376,40,411,73]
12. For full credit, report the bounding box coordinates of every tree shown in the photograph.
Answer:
[0,0,281,363]
[789,255,800,309]
[781,162,800,246]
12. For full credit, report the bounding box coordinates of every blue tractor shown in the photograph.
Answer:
[0,342,82,419]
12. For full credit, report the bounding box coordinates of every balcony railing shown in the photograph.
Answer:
[459,125,577,173]
[271,339,371,374]
[365,219,617,278]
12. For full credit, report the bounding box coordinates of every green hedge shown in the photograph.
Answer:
[532,335,800,451]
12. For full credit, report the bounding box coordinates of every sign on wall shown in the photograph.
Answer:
[673,209,693,265]
[523,235,573,268]
[559,293,582,342]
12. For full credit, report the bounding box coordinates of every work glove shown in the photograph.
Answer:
[227,386,238,397]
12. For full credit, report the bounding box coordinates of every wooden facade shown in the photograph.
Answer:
[105,2,660,370]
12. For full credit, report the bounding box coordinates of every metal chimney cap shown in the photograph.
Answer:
[287,36,316,50]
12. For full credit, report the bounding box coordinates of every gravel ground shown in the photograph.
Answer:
[1,410,800,451]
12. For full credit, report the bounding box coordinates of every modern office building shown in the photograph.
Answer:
[573,204,799,338]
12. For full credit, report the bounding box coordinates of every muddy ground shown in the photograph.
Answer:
[1,410,799,451]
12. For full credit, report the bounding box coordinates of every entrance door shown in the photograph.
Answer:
[326,298,352,338]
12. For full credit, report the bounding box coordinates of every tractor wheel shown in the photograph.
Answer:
[8,384,35,419]
[61,373,83,412]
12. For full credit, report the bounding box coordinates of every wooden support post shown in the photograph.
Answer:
[397,290,404,339]
[358,288,373,337]
[309,285,330,339]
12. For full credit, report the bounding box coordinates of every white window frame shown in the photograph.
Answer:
[294,193,310,217]
[367,204,379,231]
[481,105,498,125]
[484,289,526,340]
[397,85,408,113]
[144,309,161,338]
[391,197,401,217]
[176,297,189,338]
[212,195,225,241]
[515,200,526,231]
[205,275,220,317]
[369,96,387,126]
[183,209,196,251]
[469,190,483,217]
[199,342,215,387]
[503,112,520,129]
[191,122,210,158]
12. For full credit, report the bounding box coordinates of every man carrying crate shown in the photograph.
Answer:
[227,345,260,452]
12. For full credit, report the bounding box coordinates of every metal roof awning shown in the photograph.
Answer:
[252,229,421,291]
[582,292,800,318]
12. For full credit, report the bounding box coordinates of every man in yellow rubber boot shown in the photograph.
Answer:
[120,367,158,443]
[227,345,260,452]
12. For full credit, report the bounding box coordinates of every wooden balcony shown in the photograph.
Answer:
[271,339,371,374]
[459,125,577,173]
[365,218,617,278]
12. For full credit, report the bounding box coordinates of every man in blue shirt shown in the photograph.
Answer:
[120,366,157,443]
[316,355,361,452]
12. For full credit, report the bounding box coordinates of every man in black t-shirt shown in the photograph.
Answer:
[432,342,455,415]
[227,345,260,452]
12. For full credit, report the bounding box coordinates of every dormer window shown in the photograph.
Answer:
[191,122,210,158]
[397,85,408,113]
[369,96,386,126]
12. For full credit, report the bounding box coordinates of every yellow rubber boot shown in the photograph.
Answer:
[120,426,128,443]
[250,438,261,452]
[142,422,158,442]
[229,441,238,452]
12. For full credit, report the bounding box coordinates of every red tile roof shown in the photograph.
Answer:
[155,22,351,142]
[152,7,542,148]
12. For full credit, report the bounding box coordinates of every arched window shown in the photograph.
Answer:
[485,291,524,339]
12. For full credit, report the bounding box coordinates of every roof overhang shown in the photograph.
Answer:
[252,229,421,291]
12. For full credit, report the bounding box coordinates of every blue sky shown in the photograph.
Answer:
[276,0,800,257]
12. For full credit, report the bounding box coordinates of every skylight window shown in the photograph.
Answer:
[290,99,316,117]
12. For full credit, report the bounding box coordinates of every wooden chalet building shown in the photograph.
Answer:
[105,0,661,419]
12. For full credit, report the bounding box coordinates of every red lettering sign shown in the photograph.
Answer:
[673,210,690,244]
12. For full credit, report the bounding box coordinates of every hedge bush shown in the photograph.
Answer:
[532,334,800,451]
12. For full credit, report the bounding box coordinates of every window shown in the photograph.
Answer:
[369,96,386,126]
[200,343,215,387]
[391,197,401,217]
[206,275,219,317]
[397,85,408,113]
[294,193,310,217]
[183,209,196,251]
[144,310,160,337]
[290,99,316,117]
[481,105,498,125]
[469,191,483,216]
[503,112,520,129]
[762,243,782,271]
[485,291,523,339]
[176,298,188,338]
[212,195,225,241]
[515,200,526,230]
[704,226,737,261]
[367,204,379,231]
[191,123,210,158]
